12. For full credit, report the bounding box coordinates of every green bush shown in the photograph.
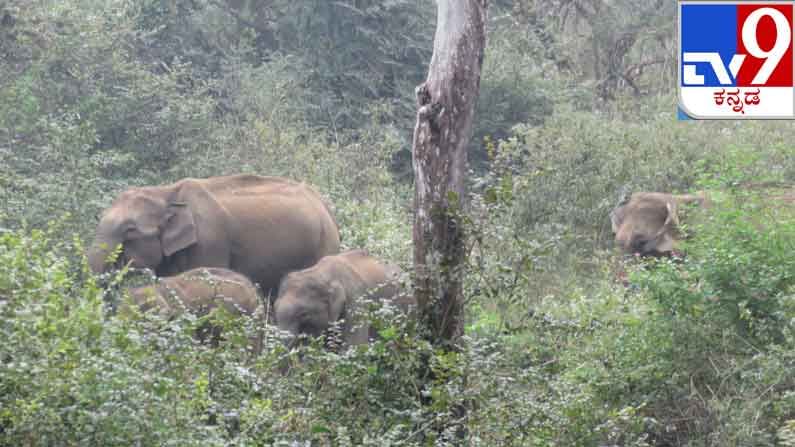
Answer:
[470,25,557,170]
[460,134,795,444]
[635,189,795,343]
[4,1,795,444]
[501,99,795,247]
[0,224,246,445]
[1,223,541,445]
[0,0,221,233]
[600,186,795,444]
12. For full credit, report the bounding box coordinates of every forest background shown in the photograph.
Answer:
[1,1,795,445]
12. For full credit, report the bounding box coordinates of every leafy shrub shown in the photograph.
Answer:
[507,105,713,239]
[635,189,795,343]
[489,99,795,256]
[461,131,795,445]
[1,223,544,446]
[0,0,221,234]
[471,25,557,170]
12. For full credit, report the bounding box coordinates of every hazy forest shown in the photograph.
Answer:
[1,0,795,445]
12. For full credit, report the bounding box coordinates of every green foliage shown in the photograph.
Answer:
[497,100,795,248]
[1,225,231,444]
[511,0,677,100]
[137,0,434,134]
[511,104,704,236]
[3,0,795,444]
[0,0,220,233]
[458,94,795,444]
[0,0,219,169]
[0,224,568,446]
[262,0,433,130]
[636,189,795,343]
[470,21,558,169]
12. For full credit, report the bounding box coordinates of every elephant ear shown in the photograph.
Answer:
[610,205,627,234]
[327,279,369,344]
[327,280,347,324]
[161,202,198,257]
[651,201,679,253]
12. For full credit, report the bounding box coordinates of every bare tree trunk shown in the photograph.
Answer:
[412,0,487,346]
[412,2,487,442]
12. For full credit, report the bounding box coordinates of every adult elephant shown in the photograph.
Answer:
[88,174,340,296]
[274,249,413,347]
[609,191,707,257]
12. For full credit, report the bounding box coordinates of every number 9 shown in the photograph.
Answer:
[742,7,791,84]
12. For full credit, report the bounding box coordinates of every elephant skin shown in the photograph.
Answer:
[274,249,412,347]
[610,191,707,256]
[122,267,266,348]
[122,267,261,319]
[88,174,340,296]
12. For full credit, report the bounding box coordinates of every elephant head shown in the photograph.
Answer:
[274,273,349,344]
[87,184,200,275]
[610,191,707,256]
[274,250,404,347]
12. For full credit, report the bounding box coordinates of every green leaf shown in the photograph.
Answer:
[312,425,332,434]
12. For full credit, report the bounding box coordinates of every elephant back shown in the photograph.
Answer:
[124,285,172,317]
[196,174,299,195]
[611,191,708,256]
[181,174,340,295]
[123,267,261,319]
[172,267,260,316]
[333,250,393,298]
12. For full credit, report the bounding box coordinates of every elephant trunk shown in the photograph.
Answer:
[275,299,303,348]
[276,317,299,341]
[87,224,122,274]
[88,242,114,273]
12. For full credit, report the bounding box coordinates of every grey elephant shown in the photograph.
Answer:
[122,267,265,348]
[610,191,707,256]
[122,267,260,319]
[88,174,340,296]
[274,249,414,347]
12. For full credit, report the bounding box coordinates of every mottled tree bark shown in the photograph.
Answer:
[412,0,487,347]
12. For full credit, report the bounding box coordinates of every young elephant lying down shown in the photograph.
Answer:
[274,249,414,347]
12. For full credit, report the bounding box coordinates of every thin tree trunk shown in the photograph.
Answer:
[412,0,487,346]
[412,2,487,442]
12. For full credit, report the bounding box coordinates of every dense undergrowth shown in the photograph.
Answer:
[3,0,795,445]
[2,136,795,445]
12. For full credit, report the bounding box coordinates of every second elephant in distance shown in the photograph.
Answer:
[274,249,413,347]
[610,191,707,257]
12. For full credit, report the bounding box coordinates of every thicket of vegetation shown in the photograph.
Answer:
[2,0,795,445]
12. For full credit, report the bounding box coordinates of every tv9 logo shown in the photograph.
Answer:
[679,2,795,119]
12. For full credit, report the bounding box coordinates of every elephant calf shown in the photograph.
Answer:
[122,267,261,322]
[274,249,413,347]
[122,267,265,348]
